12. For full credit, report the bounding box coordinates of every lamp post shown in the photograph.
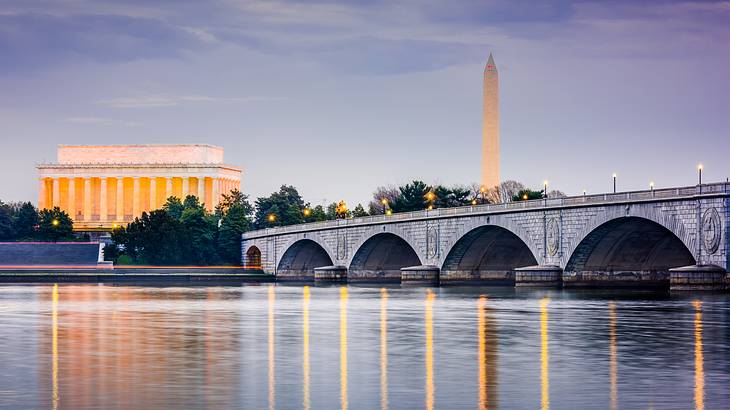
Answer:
[582,189,586,197]
[612,173,617,194]
[380,198,388,215]
[543,180,548,198]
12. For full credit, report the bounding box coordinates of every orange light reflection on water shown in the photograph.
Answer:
[693,300,704,410]
[51,283,59,410]
[540,297,550,410]
[340,287,348,410]
[268,285,275,410]
[303,286,310,410]
[425,290,435,410]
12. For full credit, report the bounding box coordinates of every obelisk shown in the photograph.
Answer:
[482,53,500,189]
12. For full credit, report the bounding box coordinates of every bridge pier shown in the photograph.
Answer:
[313,266,347,284]
[401,265,439,286]
[669,265,727,291]
[562,271,671,288]
[439,270,514,285]
[514,265,562,287]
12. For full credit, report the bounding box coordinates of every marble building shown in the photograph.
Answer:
[37,144,242,231]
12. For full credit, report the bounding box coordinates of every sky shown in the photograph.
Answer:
[1,0,729,207]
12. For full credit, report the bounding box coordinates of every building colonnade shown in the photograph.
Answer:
[38,175,240,225]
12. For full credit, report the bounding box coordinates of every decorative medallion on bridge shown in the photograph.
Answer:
[546,217,559,256]
[702,207,721,254]
[337,234,347,260]
[426,226,439,258]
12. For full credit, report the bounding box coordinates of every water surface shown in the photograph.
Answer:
[0,284,728,409]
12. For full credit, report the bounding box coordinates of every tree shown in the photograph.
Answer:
[181,205,219,265]
[218,201,253,264]
[163,196,184,220]
[305,204,329,222]
[485,180,526,203]
[254,185,306,228]
[512,189,544,201]
[0,203,14,240]
[121,210,190,265]
[12,202,38,239]
[432,185,471,208]
[37,207,73,242]
[352,204,368,217]
[392,180,429,212]
[368,185,400,215]
[334,200,350,219]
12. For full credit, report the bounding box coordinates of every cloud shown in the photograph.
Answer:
[98,94,286,108]
[0,13,210,73]
[64,116,140,126]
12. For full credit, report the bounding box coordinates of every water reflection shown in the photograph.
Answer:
[51,283,59,410]
[268,285,275,410]
[540,297,550,410]
[477,295,498,410]
[608,301,617,410]
[340,287,348,410]
[425,290,435,410]
[5,285,726,409]
[303,286,310,410]
[380,288,388,410]
[694,300,704,410]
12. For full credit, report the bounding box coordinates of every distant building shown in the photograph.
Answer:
[482,53,500,189]
[37,144,242,231]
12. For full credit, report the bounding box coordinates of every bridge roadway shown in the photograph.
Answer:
[242,183,730,290]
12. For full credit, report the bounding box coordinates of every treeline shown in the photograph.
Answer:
[0,202,74,241]
[107,191,252,266]
[253,180,566,228]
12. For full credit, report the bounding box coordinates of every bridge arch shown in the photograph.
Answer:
[348,231,423,282]
[441,224,539,284]
[565,216,695,275]
[244,245,262,269]
[277,238,335,279]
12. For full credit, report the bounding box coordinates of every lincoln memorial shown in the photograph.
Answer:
[37,144,242,231]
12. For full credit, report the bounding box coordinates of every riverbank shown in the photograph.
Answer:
[0,267,273,283]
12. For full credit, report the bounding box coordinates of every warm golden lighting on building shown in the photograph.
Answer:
[340,287,349,410]
[303,286,310,410]
[425,290,435,410]
[608,302,617,410]
[268,285,276,410]
[37,144,242,231]
[540,298,550,410]
[380,288,389,410]
[693,300,704,410]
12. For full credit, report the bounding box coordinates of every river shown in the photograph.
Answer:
[0,284,728,409]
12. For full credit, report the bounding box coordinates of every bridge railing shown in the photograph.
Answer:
[244,182,729,237]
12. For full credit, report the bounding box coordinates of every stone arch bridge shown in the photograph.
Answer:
[242,183,729,289]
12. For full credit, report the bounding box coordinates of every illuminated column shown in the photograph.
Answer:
[116,177,124,221]
[52,178,60,207]
[166,177,173,200]
[132,177,140,218]
[149,177,157,210]
[67,178,76,220]
[182,177,190,199]
[99,177,108,221]
[200,177,208,208]
[83,177,92,221]
[212,177,220,209]
[38,178,47,209]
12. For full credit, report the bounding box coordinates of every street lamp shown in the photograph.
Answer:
[380,198,388,214]
[697,164,703,185]
[303,208,311,217]
[649,181,654,191]
[385,209,392,216]
[582,189,587,197]
[612,173,617,193]
[471,199,477,206]
[52,219,59,227]
[267,214,276,223]
[543,180,548,198]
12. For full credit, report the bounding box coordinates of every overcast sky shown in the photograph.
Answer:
[1,0,729,207]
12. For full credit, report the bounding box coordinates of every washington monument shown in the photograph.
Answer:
[482,53,500,189]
